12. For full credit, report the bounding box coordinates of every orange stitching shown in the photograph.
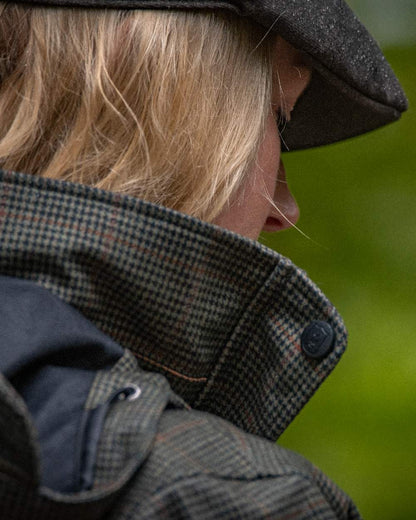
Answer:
[132,351,208,383]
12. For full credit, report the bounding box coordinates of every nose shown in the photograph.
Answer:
[263,160,299,232]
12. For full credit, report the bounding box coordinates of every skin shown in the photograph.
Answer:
[214,37,312,240]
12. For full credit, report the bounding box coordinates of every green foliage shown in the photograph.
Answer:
[261,47,416,519]
[346,0,416,46]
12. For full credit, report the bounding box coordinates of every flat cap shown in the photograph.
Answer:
[15,0,408,150]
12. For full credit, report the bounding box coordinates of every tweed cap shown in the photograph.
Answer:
[15,0,408,150]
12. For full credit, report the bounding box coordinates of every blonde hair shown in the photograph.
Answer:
[0,4,273,221]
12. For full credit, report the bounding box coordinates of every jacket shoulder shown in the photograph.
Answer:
[106,407,361,519]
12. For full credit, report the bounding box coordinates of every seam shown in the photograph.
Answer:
[192,260,292,408]
[132,351,207,383]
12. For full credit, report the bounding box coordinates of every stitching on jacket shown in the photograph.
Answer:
[132,352,208,383]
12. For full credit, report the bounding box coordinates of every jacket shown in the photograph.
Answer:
[0,169,361,519]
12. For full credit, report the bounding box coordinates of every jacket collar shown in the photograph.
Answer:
[0,170,347,441]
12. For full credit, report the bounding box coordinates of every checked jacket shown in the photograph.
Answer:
[0,170,361,519]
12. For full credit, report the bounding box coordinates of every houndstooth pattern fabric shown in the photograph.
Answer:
[0,170,361,518]
[103,397,362,519]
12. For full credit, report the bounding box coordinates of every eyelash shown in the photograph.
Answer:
[276,109,289,135]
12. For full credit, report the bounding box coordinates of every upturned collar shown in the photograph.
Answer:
[0,170,347,441]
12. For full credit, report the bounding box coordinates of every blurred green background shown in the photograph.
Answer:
[262,2,416,519]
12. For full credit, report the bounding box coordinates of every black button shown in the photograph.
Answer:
[301,321,335,360]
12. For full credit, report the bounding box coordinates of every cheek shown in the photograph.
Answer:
[256,112,281,199]
[212,111,282,240]
[240,111,281,236]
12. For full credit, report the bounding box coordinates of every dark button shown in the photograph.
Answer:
[301,321,335,360]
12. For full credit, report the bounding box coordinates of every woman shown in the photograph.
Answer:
[0,1,407,518]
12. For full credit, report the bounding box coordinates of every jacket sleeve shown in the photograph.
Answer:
[103,407,362,520]
[117,472,361,519]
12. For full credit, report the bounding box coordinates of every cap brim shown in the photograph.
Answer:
[238,1,408,149]
[281,57,405,151]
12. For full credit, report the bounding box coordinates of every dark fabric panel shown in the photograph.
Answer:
[0,276,124,492]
